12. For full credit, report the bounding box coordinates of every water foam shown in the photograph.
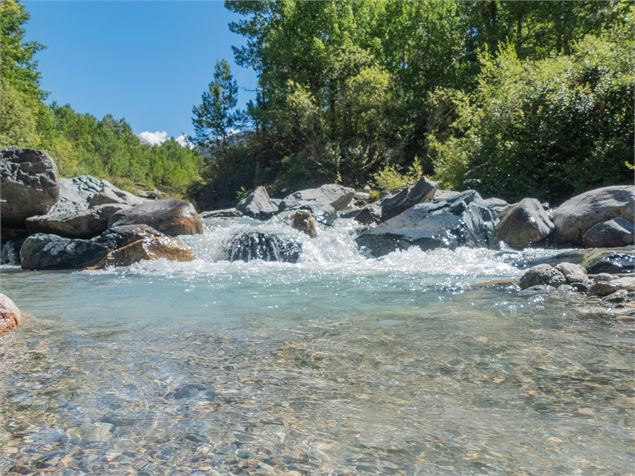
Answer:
[87,216,522,280]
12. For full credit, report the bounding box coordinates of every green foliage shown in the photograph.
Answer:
[427,11,634,202]
[373,157,424,192]
[1,0,203,195]
[0,0,46,101]
[192,59,243,146]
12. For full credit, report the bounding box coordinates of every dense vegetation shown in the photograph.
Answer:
[1,0,632,206]
[0,0,201,193]
[192,0,633,207]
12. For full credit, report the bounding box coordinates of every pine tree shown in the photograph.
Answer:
[192,59,242,147]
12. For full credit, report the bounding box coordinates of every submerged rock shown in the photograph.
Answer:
[20,234,110,270]
[552,185,635,246]
[109,199,203,236]
[356,190,498,256]
[95,236,194,268]
[227,232,302,263]
[236,186,280,220]
[495,198,554,249]
[282,184,355,211]
[0,147,60,227]
[519,264,567,289]
[0,293,21,336]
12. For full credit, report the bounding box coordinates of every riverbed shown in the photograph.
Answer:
[0,218,633,474]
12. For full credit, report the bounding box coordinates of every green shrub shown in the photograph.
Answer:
[427,18,634,203]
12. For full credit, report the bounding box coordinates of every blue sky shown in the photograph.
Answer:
[24,1,257,140]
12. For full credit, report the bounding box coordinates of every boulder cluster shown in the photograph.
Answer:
[1,147,201,270]
[518,261,635,314]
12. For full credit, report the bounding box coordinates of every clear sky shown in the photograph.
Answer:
[24,1,257,140]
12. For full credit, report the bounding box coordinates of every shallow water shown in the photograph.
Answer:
[0,218,633,474]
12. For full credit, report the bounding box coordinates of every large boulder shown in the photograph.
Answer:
[236,186,280,220]
[0,147,60,226]
[24,176,147,238]
[349,178,437,225]
[95,236,194,268]
[356,190,498,256]
[552,186,635,246]
[379,178,438,222]
[108,199,203,236]
[226,232,302,263]
[282,184,355,211]
[51,175,141,215]
[581,217,634,248]
[25,208,109,238]
[0,293,21,337]
[495,198,555,249]
[20,234,111,270]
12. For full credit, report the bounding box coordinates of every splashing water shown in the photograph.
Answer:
[0,217,632,474]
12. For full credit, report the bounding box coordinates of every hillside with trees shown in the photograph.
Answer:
[0,0,201,194]
[191,0,633,208]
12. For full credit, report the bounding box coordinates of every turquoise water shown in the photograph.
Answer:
[0,218,633,474]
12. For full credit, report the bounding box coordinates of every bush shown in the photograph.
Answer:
[427,20,634,203]
[372,157,424,192]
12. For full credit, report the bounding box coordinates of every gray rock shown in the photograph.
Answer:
[378,177,438,222]
[356,190,498,256]
[350,204,381,225]
[484,197,512,220]
[226,232,302,263]
[88,186,145,208]
[109,199,203,236]
[20,234,110,270]
[25,208,109,238]
[236,186,280,220]
[519,264,567,289]
[282,184,355,211]
[496,198,554,249]
[553,186,635,245]
[0,147,60,226]
[582,217,634,248]
[555,262,587,284]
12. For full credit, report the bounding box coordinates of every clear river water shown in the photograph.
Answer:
[0,217,633,474]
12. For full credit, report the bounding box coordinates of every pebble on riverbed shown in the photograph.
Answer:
[0,293,21,336]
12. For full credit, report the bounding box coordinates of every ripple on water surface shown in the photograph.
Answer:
[0,219,633,474]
